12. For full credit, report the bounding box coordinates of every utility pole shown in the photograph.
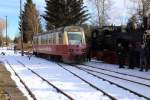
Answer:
[99,0,105,28]
[102,0,105,28]
[5,16,7,46]
[20,0,24,56]
[143,0,146,30]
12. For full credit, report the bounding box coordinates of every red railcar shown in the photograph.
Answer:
[33,26,86,63]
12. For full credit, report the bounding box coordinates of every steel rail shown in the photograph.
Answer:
[80,65,150,88]
[87,62,150,81]
[72,64,150,100]
[57,63,117,100]
[17,60,74,100]
[6,60,37,100]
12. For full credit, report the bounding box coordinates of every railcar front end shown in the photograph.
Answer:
[33,26,87,63]
[62,27,86,63]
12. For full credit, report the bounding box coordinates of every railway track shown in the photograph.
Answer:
[66,64,150,100]
[56,63,117,100]
[6,60,37,100]
[80,65,150,87]
[89,61,150,81]
[16,60,74,100]
[7,54,149,100]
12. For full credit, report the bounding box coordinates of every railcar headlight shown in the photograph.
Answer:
[76,45,79,47]
[82,49,86,52]
[69,49,73,52]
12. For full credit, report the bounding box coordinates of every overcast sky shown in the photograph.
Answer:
[0,0,134,39]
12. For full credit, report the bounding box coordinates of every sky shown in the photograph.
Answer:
[0,0,134,40]
[0,0,45,39]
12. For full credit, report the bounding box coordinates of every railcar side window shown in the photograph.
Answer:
[49,34,52,44]
[53,33,56,44]
[34,37,38,44]
[39,36,41,45]
[46,34,48,44]
[43,35,47,44]
[36,38,38,44]
[41,36,44,44]
[59,33,63,44]
[33,37,36,44]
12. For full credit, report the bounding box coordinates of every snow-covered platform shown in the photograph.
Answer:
[0,62,27,100]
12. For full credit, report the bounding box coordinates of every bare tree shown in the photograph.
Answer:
[0,19,5,34]
[0,19,5,46]
[128,0,150,29]
[88,0,112,27]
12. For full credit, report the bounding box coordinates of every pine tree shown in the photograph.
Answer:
[44,0,89,30]
[19,0,42,43]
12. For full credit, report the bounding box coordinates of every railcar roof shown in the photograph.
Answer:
[33,26,82,37]
[34,27,64,36]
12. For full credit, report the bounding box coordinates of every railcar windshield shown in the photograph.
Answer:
[68,32,83,45]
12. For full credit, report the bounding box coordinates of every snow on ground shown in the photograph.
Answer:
[78,64,150,86]
[14,57,105,100]
[4,60,33,100]
[0,49,105,100]
[6,59,69,100]
[0,48,150,100]
[77,65,150,98]
[86,60,150,81]
[62,64,146,100]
